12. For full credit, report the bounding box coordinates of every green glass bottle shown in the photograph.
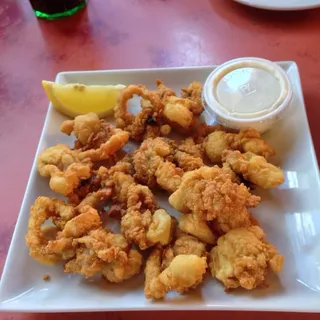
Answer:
[30,0,86,20]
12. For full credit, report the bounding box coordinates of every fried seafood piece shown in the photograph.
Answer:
[101,249,143,283]
[133,137,183,192]
[178,137,204,158]
[65,227,142,282]
[153,80,203,133]
[204,128,276,164]
[222,150,285,189]
[111,172,135,204]
[171,138,205,172]
[180,81,203,115]
[60,112,129,162]
[75,188,112,211]
[154,161,183,193]
[161,226,207,269]
[174,150,203,172]
[107,154,134,176]
[155,79,176,100]
[134,136,203,190]
[209,226,284,290]
[60,112,101,146]
[46,205,101,259]
[162,96,197,132]
[221,162,242,184]
[67,168,109,205]
[192,123,225,144]
[121,184,173,249]
[179,213,216,245]
[114,85,166,141]
[37,144,92,196]
[61,113,129,162]
[169,166,261,233]
[156,80,203,133]
[172,234,207,258]
[25,197,75,264]
[144,247,207,299]
[133,137,173,188]
[69,155,134,206]
[25,197,102,265]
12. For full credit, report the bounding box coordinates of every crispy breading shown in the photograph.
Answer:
[169,166,260,233]
[204,128,276,164]
[209,226,284,290]
[179,213,216,244]
[222,150,285,189]
[145,248,207,299]
[37,144,92,196]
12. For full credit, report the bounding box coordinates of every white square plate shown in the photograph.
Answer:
[1,63,320,313]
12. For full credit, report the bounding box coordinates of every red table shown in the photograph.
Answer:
[1,0,320,318]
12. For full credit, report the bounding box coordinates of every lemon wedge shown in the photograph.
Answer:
[42,81,126,118]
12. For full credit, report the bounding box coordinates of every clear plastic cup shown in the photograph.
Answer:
[202,57,293,133]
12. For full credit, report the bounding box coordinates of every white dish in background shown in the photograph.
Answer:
[233,0,320,10]
[1,63,320,312]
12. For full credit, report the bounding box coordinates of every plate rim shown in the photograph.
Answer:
[233,0,320,10]
[1,62,320,313]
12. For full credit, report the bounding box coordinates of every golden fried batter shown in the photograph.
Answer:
[209,226,284,290]
[61,113,130,162]
[222,150,285,189]
[133,137,183,192]
[101,249,142,283]
[181,81,203,115]
[163,96,195,130]
[121,184,173,249]
[26,197,74,265]
[25,198,102,265]
[179,213,216,244]
[169,166,260,233]
[60,112,101,146]
[144,247,207,299]
[204,128,276,164]
[37,144,92,196]
[172,235,207,258]
[114,85,165,141]
[65,228,142,282]
[154,161,183,193]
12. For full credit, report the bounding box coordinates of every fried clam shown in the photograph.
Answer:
[178,213,216,245]
[37,144,93,196]
[121,183,174,249]
[204,128,276,164]
[144,225,208,300]
[25,197,102,265]
[174,138,204,171]
[169,166,261,233]
[68,155,134,206]
[132,136,204,192]
[156,80,204,134]
[144,247,207,299]
[133,137,183,192]
[180,81,203,115]
[65,228,142,282]
[61,112,129,162]
[114,85,168,141]
[67,168,107,205]
[209,226,284,290]
[221,150,285,189]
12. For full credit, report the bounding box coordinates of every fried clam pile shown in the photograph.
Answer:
[114,80,204,141]
[26,192,142,283]
[37,112,129,196]
[145,229,208,299]
[27,79,286,299]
